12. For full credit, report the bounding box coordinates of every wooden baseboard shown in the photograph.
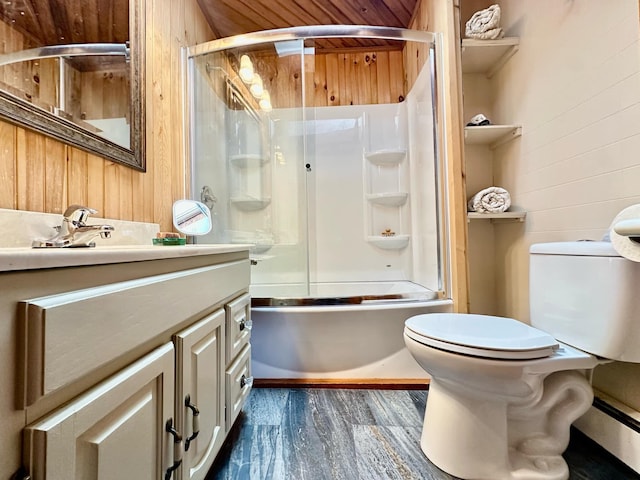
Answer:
[253,378,430,390]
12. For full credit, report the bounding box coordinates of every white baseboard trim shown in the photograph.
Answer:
[574,395,640,474]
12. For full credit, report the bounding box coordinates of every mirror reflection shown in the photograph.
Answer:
[0,0,144,170]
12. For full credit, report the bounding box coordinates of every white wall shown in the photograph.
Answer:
[493,0,640,322]
[488,0,640,461]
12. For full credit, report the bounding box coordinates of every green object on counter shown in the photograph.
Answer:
[152,237,186,246]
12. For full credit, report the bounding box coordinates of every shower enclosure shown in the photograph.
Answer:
[186,26,453,380]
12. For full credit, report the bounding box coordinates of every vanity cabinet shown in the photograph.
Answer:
[23,343,176,479]
[0,247,251,480]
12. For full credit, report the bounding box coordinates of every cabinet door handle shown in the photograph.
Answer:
[240,374,254,389]
[164,418,182,480]
[184,394,200,452]
[239,318,253,331]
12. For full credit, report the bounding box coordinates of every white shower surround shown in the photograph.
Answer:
[189,40,447,379]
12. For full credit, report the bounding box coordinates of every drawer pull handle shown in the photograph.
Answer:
[165,418,182,480]
[240,374,254,389]
[184,394,200,452]
[239,319,253,331]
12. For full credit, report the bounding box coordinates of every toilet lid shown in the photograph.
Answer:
[405,313,559,360]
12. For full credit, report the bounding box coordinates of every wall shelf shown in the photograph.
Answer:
[365,149,407,166]
[461,37,520,78]
[230,196,271,211]
[366,234,410,250]
[464,125,522,149]
[229,154,268,168]
[366,192,409,207]
[467,211,526,223]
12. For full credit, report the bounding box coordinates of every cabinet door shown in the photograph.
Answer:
[174,309,226,480]
[23,343,176,480]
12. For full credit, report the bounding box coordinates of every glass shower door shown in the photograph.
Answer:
[188,41,310,298]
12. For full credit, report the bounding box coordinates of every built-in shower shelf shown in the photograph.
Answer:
[230,154,268,168]
[365,149,407,166]
[367,234,410,250]
[230,196,271,211]
[366,192,409,207]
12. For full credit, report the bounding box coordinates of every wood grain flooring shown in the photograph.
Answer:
[207,388,640,480]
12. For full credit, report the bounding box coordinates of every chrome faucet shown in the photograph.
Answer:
[32,205,115,248]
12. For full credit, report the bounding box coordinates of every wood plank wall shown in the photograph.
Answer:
[0,0,468,315]
[408,0,469,312]
[311,49,405,106]
[0,0,215,232]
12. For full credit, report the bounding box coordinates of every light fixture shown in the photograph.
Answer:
[239,54,254,83]
[259,91,272,112]
[250,73,264,98]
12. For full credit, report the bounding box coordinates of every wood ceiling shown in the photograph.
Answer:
[0,0,129,47]
[197,0,420,50]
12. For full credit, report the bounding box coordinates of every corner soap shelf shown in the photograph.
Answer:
[364,148,410,249]
[366,192,409,207]
[365,149,406,166]
[230,196,271,211]
[229,154,268,168]
[366,234,410,250]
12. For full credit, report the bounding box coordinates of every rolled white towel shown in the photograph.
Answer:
[468,186,511,213]
[466,4,505,40]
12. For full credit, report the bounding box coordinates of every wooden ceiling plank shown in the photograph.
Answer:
[219,0,285,33]
[96,0,114,42]
[64,0,85,44]
[81,0,100,43]
[48,0,73,44]
[381,0,412,22]
[112,0,129,42]
[270,0,344,49]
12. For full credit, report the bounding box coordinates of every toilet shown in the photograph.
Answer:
[404,241,640,480]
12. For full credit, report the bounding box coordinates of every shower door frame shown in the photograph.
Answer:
[184,25,452,302]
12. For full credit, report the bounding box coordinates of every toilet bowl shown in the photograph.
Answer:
[405,241,640,480]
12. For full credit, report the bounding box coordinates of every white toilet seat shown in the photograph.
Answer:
[405,313,559,360]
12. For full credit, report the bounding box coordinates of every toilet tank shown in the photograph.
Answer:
[530,241,640,362]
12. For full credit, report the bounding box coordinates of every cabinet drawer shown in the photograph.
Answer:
[225,344,252,430]
[20,260,249,407]
[224,293,251,364]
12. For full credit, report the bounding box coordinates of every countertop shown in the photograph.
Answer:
[0,244,252,272]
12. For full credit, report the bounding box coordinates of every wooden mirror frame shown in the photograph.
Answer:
[0,0,146,171]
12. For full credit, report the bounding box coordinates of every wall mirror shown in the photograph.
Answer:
[0,0,145,171]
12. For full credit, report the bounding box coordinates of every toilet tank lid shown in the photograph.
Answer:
[530,241,619,257]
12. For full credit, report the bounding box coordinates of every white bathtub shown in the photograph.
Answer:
[250,281,452,380]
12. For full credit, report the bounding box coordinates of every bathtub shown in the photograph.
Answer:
[250,281,453,381]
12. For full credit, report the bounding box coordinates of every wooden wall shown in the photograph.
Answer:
[408,0,469,312]
[311,49,406,106]
[0,0,215,232]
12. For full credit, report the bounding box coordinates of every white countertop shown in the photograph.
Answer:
[0,244,252,272]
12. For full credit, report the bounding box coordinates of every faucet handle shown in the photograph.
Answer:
[63,205,98,225]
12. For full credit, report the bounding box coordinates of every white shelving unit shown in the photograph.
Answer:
[462,35,524,223]
[364,148,409,250]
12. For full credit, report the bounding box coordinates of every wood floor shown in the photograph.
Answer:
[207,387,640,480]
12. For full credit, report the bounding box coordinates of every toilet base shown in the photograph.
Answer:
[421,371,593,480]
